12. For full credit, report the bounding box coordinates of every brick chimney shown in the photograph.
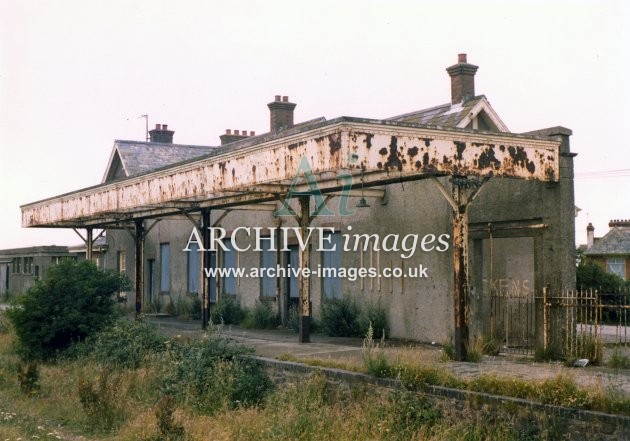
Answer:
[446,54,479,105]
[219,129,255,145]
[267,95,296,134]
[149,124,174,143]
[586,222,594,249]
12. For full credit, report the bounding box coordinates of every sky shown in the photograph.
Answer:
[0,0,628,249]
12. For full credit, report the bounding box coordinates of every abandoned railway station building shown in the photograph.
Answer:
[21,55,576,358]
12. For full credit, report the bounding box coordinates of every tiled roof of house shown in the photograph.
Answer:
[115,141,216,177]
[387,96,485,127]
[584,227,630,255]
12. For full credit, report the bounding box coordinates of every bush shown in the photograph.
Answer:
[6,260,129,361]
[161,335,273,414]
[242,302,277,329]
[287,304,318,333]
[320,297,361,337]
[73,317,166,369]
[210,296,245,325]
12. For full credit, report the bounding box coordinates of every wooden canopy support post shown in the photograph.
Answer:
[201,209,211,329]
[431,176,488,361]
[86,228,93,261]
[134,219,145,317]
[451,183,469,361]
[298,195,311,343]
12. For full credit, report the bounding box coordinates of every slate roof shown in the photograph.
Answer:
[584,227,630,255]
[387,96,484,127]
[115,141,216,178]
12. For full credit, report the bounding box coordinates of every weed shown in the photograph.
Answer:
[78,368,124,431]
[608,349,630,369]
[534,344,561,362]
[153,395,185,441]
[439,342,455,362]
[358,300,389,339]
[16,361,40,395]
[387,389,441,439]
[210,296,246,325]
[241,302,276,329]
[362,323,391,377]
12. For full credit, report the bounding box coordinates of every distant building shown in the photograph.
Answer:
[0,237,107,296]
[583,220,630,280]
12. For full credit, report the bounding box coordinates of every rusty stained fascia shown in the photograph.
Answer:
[21,120,561,228]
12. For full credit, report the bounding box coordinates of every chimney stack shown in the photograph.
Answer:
[268,95,296,134]
[446,53,478,105]
[586,223,594,249]
[219,128,255,145]
[149,123,175,143]
[609,219,630,228]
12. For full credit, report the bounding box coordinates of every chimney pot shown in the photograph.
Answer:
[226,129,231,135]
[234,130,240,135]
[250,131,255,136]
[162,124,168,130]
[282,96,288,102]
[458,53,467,63]
[242,130,247,136]
[155,124,161,130]
[275,95,281,101]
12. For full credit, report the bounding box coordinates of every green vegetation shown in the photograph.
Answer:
[241,301,277,329]
[320,297,389,338]
[608,349,630,369]
[210,296,245,325]
[6,259,129,361]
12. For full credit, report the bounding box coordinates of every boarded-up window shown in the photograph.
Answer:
[222,240,237,295]
[321,232,342,299]
[187,242,200,294]
[160,243,170,292]
[260,239,276,297]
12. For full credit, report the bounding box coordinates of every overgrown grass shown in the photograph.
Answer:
[0,310,628,441]
[608,349,630,369]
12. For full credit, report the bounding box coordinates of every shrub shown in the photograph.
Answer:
[241,302,276,329]
[439,342,455,362]
[320,297,361,337]
[73,317,166,369]
[161,335,273,414]
[210,296,245,325]
[357,300,389,339]
[6,260,129,361]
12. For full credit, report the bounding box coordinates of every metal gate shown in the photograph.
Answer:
[489,285,536,355]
